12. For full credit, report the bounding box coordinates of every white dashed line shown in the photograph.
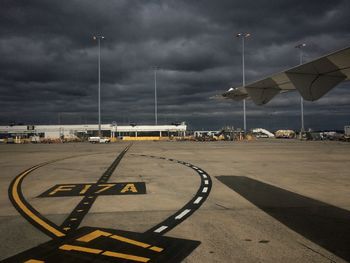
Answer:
[193,167,198,170]
[175,209,191,220]
[193,197,203,204]
[202,174,207,178]
[154,225,168,233]
[204,180,209,185]
[198,170,203,173]
[202,187,208,193]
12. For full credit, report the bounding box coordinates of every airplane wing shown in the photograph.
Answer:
[221,46,350,105]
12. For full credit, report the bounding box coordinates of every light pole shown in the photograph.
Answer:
[295,43,306,136]
[236,32,250,132]
[93,35,105,137]
[153,66,159,125]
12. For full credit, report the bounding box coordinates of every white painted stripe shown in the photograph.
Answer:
[175,209,191,220]
[154,225,168,233]
[193,167,198,170]
[202,187,208,193]
[198,170,203,173]
[193,196,203,204]
[202,174,207,178]
[204,180,209,185]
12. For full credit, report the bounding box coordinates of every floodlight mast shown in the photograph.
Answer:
[295,43,306,136]
[93,35,105,137]
[153,66,160,125]
[236,32,250,132]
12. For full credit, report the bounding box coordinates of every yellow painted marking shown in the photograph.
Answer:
[63,227,71,231]
[10,154,104,239]
[110,234,150,248]
[59,244,102,254]
[70,218,77,221]
[95,184,115,194]
[25,260,45,263]
[120,183,138,193]
[11,166,65,237]
[102,251,150,262]
[76,230,112,242]
[79,184,92,195]
[49,185,76,196]
[110,235,162,252]
[77,230,163,253]
[149,246,164,252]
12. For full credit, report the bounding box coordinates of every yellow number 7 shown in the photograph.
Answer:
[95,184,115,194]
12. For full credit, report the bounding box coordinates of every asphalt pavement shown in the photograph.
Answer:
[0,140,349,262]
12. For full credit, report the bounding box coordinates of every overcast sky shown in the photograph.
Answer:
[1,0,349,130]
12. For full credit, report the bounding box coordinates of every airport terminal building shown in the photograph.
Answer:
[0,123,187,140]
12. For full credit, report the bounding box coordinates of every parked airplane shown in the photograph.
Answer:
[221,46,350,105]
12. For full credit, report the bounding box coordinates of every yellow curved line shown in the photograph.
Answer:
[10,149,132,238]
[11,163,66,237]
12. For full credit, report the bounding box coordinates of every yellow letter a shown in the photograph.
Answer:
[120,184,138,193]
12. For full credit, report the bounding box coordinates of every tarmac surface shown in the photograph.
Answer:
[0,140,349,262]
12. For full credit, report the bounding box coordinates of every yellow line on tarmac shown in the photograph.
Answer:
[76,230,112,242]
[59,244,102,254]
[102,251,150,262]
[11,164,66,238]
[110,234,150,248]
[149,246,163,252]
[110,234,163,252]
[77,230,164,253]
[10,149,132,238]
[60,243,151,262]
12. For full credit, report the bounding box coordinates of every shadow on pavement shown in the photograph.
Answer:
[217,176,350,262]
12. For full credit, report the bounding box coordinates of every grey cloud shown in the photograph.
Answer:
[0,0,349,130]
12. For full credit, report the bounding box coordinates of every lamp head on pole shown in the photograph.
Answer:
[236,32,251,38]
[93,35,105,41]
[295,43,306,49]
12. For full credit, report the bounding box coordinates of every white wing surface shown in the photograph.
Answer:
[221,46,350,105]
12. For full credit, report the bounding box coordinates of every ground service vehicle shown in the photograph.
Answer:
[88,137,110,143]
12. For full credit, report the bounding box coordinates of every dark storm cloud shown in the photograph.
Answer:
[0,0,349,130]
